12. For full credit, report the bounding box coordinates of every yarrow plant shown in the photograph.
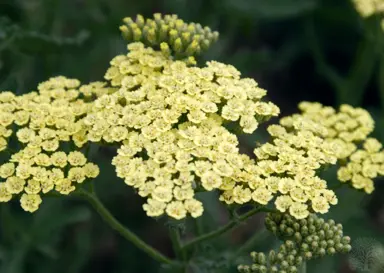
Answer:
[0,13,383,272]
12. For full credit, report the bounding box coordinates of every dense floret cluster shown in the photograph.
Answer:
[238,213,351,273]
[120,14,219,59]
[0,14,383,222]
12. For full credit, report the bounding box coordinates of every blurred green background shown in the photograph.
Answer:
[1,0,384,272]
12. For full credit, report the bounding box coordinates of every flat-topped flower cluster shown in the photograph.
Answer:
[0,14,383,221]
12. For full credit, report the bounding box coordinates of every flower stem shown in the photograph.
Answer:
[182,206,276,251]
[301,261,307,273]
[79,189,174,265]
[169,226,185,261]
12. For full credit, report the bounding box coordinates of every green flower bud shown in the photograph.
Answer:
[135,14,145,28]
[323,223,330,231]
[181,32,191,44]
[286,227,294,236]
[294,232,302,243]
[159,25,169,41]
[342,244,352,253]
[259,265,267,273]
[304,251,313,260]
[120,14,219,58]
[287,254,296,265]
[318,248,326,257]
[258,253,267,265]
[311,241,319,250]
[269,250,276,264]
[315,218,325,227]
[277,253,285,262]
[301,226,309,236]
[305,236,313,244]
[281,261,289,269]
[251,264,260,272]
[133,28,142,41]
[120,25,132,40]
[318,230,325,239]
[325,230,334,239]
[287,266,298,273]
[335,243,344,252]
[301,243,309,252]
[308,225,316,234]
[280,223,287,232]
[299,219,307,226]
[160,42,171,57]
[295,256,303,266]
[271,266,279,273]
[293,223,301,231]
[186,40,199,56]
[327,247,336,255]
[200,39,211,51]
[271,226,278,234]
[250,251,258,262]
[320,240,328,248]
[341,236,351,244]
[327,239,335,247]
[238,265,251,273]
[285,240,295,250]
[146,28,157,44]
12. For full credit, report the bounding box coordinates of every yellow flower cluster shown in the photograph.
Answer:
[353,0,384,17]
[337,138,384,193]
[1,76,115,149]
[90,42,279,219]
[280,102,382,194]
[281,102,374,159]
[112,116,257,219]
[0,76,106,212]
[120,14,219,58]
[0,92,16,151]
[0,148,99,212]
[218,102,377,219]
[220,119,339,219]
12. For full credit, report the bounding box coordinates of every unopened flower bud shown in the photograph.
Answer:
[281,261,289,269]
[258,253,267,265]
[287,254,296,265]
[343,244,352,253]
[304,251,313,260]
[285,240,295,250]
[294,232,302,242]
[271,266,279,273]
[327,247,336,255]
[341,236,351,244]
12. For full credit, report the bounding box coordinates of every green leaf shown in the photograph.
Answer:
[225,0,317,19]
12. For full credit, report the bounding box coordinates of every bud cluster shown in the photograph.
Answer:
[238,213,351,273]
[119,14,219,58]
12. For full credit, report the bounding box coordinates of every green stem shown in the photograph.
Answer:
[182,206,276,251]
[79,189,174,265]
[194,217,204,236]
[169,227,185,261]
[301,261,307,273]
